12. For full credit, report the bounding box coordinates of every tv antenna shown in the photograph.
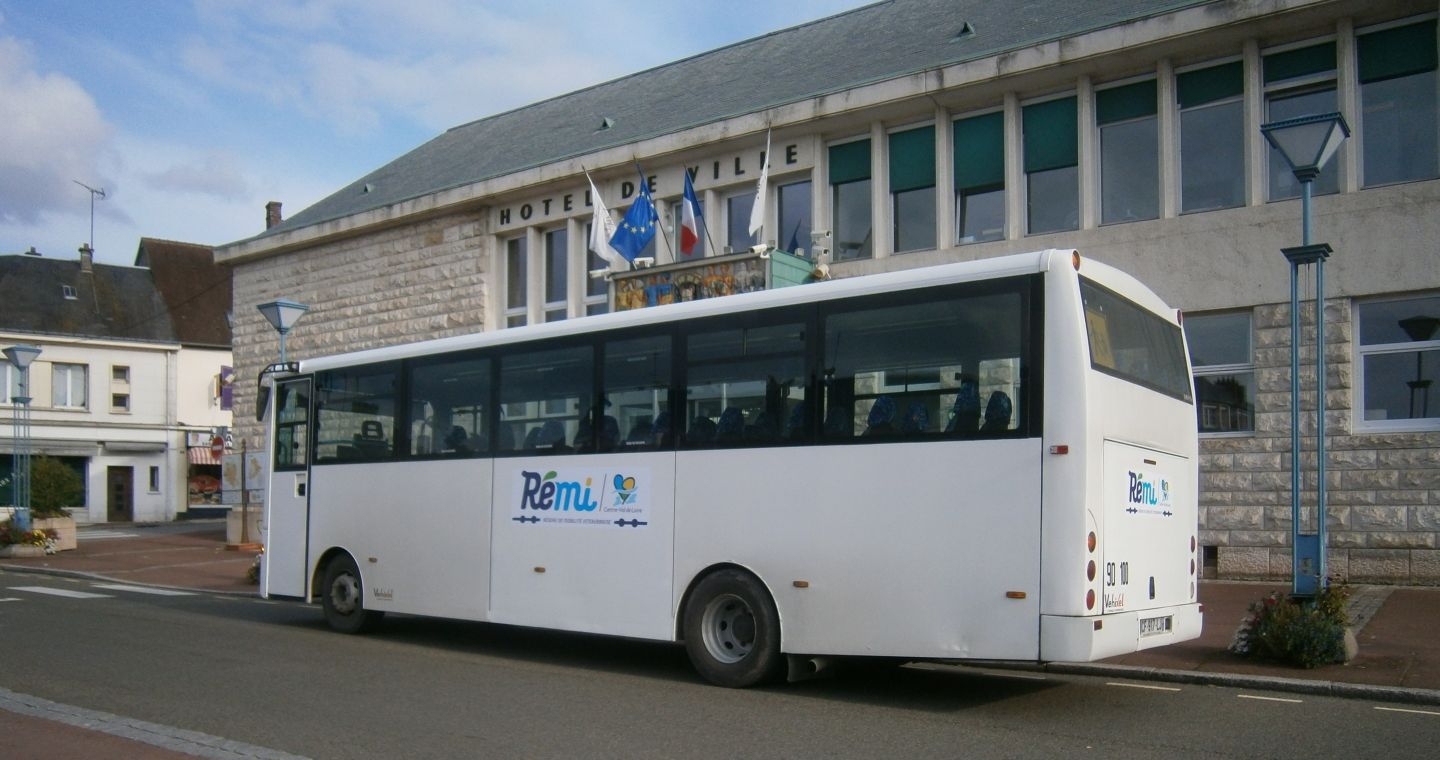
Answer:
[73,180,107,254]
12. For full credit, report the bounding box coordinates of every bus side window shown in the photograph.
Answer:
[683,320,806,449]
[408,355,490,457]
[498,344,592,455]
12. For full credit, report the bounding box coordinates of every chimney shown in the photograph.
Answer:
[24,246,40,256]
[78,243,94,274]
[265,201,283,230]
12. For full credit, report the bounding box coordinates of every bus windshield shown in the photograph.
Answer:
[1079,278,1192,403]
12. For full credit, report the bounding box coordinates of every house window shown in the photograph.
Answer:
[584,223,609,316]
[544,227,568,323]
[1356,295,1440,429]
[777,180,812,255]
[1184,313,1255,434]
[1097,80,1159,224]
[1023,96,1079,234]
[1,364,18,404]
[62,285,77,300]
[889,125,936,253]
[1264,42,1339,200]
[148,466,160,492]
[725,190,756,252]
[953,111,1005,244]
[1358,19,1439,187]
[52,363,88,409]
[504,235,528,328]
[111,393,130,412]
[1178,61,1245,213]
[829,139,873,261]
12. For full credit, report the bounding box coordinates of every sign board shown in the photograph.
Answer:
[221,452,269,507]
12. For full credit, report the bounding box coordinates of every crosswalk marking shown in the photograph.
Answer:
[75,529,140,540]
[8,586,112,599]
[0,598,21,603]
[93,584,195,596]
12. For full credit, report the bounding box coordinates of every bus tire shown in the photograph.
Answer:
[683,569,783,688]
[321,554,383,634]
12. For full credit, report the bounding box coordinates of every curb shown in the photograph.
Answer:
[1044,661,1440,706]
[0,563,261,599]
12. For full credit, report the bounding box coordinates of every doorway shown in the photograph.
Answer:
[107,466,134,522]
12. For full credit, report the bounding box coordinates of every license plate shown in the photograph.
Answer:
[1139,615,1172,636]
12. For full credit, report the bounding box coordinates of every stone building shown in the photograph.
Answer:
[215,0,1440,583]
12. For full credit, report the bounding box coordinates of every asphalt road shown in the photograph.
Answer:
[3,571,1439,759]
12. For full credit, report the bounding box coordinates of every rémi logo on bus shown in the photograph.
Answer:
[1126,471,1171,508]
[520,470,599,512]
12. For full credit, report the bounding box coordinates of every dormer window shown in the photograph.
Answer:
[62,285,77,300]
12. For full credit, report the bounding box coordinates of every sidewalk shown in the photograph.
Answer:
[4,523,1440,708]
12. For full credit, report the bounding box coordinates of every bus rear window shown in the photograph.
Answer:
[1079,279,1192,403]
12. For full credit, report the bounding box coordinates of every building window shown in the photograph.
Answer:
[890,125,936,253]
[1184,313,1255,434]
[52,363,88,409]
[1264,42,1339,200]
[111,393,130,412]
[584,223,609,316]
[1358,19,1439,188]
[1097,80,1159,224]
[1356,295,1440,429]
[1178,61,1245,213]
[1023,96,1079,234]
[1,363,17,404]
[829,139,873,261]
[777,180,812,255]
[725,189,756,252]
[953,111,1005,244]
[148,466,160,492]
[112,366,129,382]
[61,285,77,300]
[544,227,568,323]
[505,235,528,328]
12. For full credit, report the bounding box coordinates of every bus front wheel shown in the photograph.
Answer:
[683,569,783,687]
[321,554,384,634]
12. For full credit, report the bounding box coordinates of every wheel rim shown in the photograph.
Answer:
[329,571,361,616]
[700,592,757,664]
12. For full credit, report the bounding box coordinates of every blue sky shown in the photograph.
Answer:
[0,0,865,266]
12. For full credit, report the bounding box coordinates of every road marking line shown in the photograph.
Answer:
[8,586,112,599]
[1375,706,1440,717]
[0,598,21,603]
[92,584,195,596]
[1238,694,1304,703]
[1106,682,1182,692]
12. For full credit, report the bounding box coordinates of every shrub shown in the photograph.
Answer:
[29,456,83,518]
[1230,582,1351,668]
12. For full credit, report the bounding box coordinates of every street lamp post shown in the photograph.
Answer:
[1260,112,1350,598]
[257,300,310,364]
[4,344,42,533]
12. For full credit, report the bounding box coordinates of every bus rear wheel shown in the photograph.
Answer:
[683,569,783,687]
[321,554,383,634]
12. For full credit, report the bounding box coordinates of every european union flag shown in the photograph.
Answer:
[609,169,659,262]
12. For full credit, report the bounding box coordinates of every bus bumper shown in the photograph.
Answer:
[1039,602,1203,662]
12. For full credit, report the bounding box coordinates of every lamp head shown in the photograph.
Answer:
[257,299,309,335]
[3,344,41,370]
[1261,112,1350,182]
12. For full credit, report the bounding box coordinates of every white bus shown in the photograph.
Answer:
[260,249,1201,687]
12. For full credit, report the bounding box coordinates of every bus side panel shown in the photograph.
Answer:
[488,452,677,641]
[673,440,1043,661]
[308,459,492,621]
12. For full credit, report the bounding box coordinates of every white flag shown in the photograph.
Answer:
[587,175,626,269]
[748,130,770,242]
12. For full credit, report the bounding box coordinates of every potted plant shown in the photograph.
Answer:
[27,456,83,551]
[0,524,56,557]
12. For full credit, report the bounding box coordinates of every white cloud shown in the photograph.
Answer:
[142,151,252,202]
[0,35,117,225]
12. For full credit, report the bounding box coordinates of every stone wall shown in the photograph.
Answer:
[1202,298,1440,584]
[230,211,489,450]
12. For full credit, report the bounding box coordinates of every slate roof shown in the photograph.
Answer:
[135,238,232,348]
[254,0,1208,242]
[0,253,175,343]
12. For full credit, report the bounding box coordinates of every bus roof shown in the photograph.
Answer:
[295,249,1150,372]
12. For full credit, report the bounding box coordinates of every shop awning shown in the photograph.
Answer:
[188,447,221,466]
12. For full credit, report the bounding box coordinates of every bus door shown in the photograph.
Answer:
[264,376,313,598]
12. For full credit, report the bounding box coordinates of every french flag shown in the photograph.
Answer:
[680,172,703,256]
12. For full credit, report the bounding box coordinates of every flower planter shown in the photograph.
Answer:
[33,515,77,552]
[0,544,45,558]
